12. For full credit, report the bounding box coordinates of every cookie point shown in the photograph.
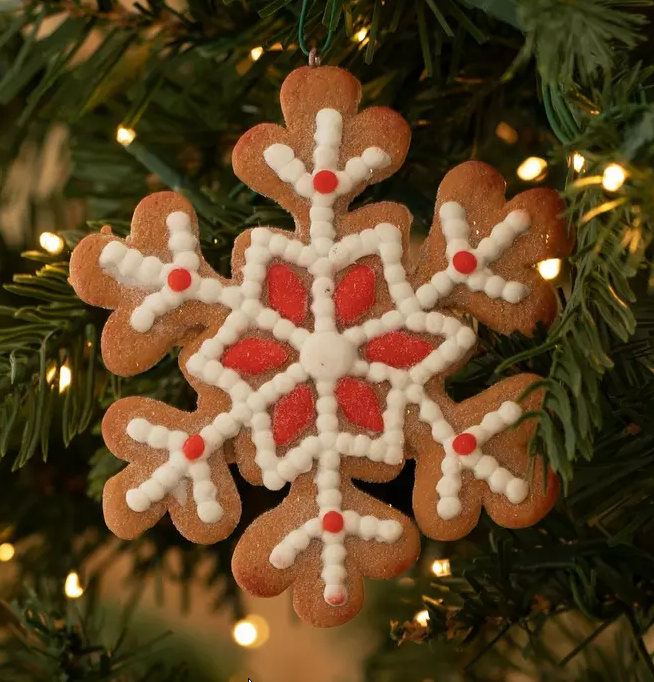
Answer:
[168,267,192,292]
[313,169,339,194]
[452,251,478,275]
[324,585,348,606]
[183,434,205,460]
[452,433,477,456]
[322,510,344,533]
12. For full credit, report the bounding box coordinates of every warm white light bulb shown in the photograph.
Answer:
[572,152,585,172]
[116,126,136,146]
[415,609,430,626]
[232,615,269,648]
[39,232,64,255]
[59,365,71,393]
[64,571,84,599]
[250,46,263,61]
[0,543,15,562]
[431,558,451,577]
[602,163,626,191]
[538,258,562,280]
[354,28,368,42]
[517,156,548,182]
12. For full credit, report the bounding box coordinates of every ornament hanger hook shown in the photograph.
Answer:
[298,0,337,62]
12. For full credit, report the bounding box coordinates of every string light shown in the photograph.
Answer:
[0,543,15,562]
[495,122,518,144]
[64,571,84,599]
[232,615,269,648]
[517,157,548,182]
[39,232,64,255]
[572,152,586,172]
[602,163,627,192]
[538,258,562,280]
[354,28,368,42]
[250,46,263,61]
[414,609,430,626]
[59,365,72,392]
[116,126,136,146]
[431,558,451,577]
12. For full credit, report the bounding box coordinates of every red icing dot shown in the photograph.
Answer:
[452,251,478,274]
[266,264,308,324]
[167,268,192,292]
[322,510,344,533]
[335,265,376,325]
[335,377,384,432]
[452,433,477,456]
[183,434,205,460]
[327,592,346,606]
[222,337,288,375]
[272,385,315,446]
[313,169,339,194]
[364,332,433,369]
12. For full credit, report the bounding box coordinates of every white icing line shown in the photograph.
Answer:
[436,401,530,520]
[124,420,223,524]
[416,202,531,309]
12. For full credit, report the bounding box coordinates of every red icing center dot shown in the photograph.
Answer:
[322,510,344,533]
[313,169,339,194]
[183,434,205,460]
[452,251,478,275]
[168,268,192,292]
[452,433,477,456]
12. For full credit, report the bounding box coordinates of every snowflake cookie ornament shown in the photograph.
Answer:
[69,65,572,627]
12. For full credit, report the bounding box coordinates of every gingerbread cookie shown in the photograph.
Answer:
[69,64,572,627]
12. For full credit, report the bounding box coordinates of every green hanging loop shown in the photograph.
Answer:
[298,0,337,58]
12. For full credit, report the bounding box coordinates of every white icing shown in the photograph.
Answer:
[99,211,238,332]
[109,106,545,603]
[433,402,531,518]
[415,202,532,309]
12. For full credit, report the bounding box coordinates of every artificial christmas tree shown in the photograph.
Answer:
[1,0,654,679]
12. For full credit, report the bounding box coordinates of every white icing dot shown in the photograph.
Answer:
[499,401,522,424]
[473,455,498,480]
[197,500,222,524]
[169,231,196,253]
[263,470,286,491]
[140,479,166,502]
[99,240,127,267]
[126,488,150,513]
[506,478,530,504]
[264,143,295,171]
[503,281,529,303]
[127,418,150,442]
[361,147,390,169]
[439,202,466,221]
[488,467,514,494]
[147,425,169,449]
[437,496,462,520]
[377,519,403,542]
[166,211,191,231]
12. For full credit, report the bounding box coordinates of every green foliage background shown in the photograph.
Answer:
[1,0,654,679]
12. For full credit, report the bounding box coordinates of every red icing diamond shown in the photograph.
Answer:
[452,433,477,456]
[452,251,478,274]
[266,264,308,324]
[313,169,339,194]
[335,377,384,432]
[183,434,205,460]
[222,337,288,375]
[167,268,192,292]
[272,385,315,445]
[335,265,375,324]
[322,510,344,533]
[364,332,433,369]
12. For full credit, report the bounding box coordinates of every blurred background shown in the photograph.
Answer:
[1,0,654,680]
